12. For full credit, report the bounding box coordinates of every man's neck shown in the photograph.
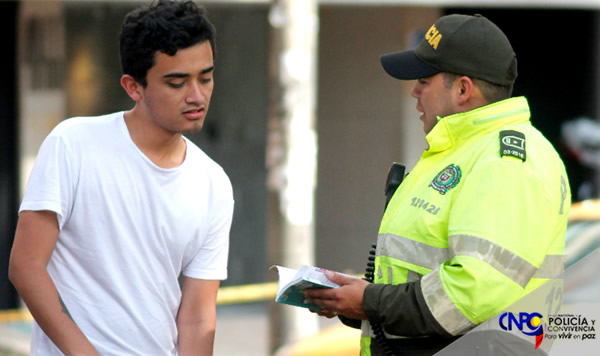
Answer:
[123,109,187,169]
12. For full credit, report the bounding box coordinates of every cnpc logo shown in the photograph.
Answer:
[499,312,545,349]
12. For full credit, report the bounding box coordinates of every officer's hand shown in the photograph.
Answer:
[304,271,368,320]
[307,307,338,319]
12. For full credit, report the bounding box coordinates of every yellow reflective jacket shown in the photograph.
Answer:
[361,97,571,354]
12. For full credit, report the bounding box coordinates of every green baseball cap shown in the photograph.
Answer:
[380,14,518,86]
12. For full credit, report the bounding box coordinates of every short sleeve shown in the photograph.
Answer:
[20,132,77,230]
[182,168,234,280]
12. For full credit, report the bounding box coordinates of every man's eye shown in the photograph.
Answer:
[200,77,212,84]
[168,82,184,88]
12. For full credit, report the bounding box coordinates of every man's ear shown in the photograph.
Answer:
[456,76,474,106]
[120,74,143,101]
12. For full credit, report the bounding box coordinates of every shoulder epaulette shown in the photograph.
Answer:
[500,130,526,161]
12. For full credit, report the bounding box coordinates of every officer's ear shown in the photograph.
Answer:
[456,76,488,108]
[456,76,474,104]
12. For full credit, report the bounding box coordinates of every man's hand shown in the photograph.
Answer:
[304,271,369,320]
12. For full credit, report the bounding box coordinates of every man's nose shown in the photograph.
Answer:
[186,82,205,104]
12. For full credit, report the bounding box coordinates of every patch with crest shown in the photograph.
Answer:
[429,164,462,195]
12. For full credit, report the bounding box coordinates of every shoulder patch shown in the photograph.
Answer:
[429,164,462,195]
[500,130,526,161]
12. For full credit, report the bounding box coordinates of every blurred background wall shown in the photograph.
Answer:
[2,0,600,312]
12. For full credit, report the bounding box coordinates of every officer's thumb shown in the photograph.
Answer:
[325,270,347,285]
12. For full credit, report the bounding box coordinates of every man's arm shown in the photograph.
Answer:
[8,210,99,355]
[177,276,221,356]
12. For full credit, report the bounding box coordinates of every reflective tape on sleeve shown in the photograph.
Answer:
[378,233,562,285]
[532,254,564,278]
[449,234,537,288]
[360,320,405,339]
[377,233,448,269]
[420,267,476,336]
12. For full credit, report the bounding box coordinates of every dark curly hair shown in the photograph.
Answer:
[119,0,216,87]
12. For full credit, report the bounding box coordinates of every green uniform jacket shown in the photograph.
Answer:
[360,97,571,355]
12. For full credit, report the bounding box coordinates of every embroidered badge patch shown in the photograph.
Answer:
[500,130,526,161]
[429,164,462,195]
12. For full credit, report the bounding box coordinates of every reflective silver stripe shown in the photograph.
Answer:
[378,233,561,284]
[371,233,562,338]
[361,320,404,339]
[377,233,448,269]
[421,267,476,336]
[361,320,374,337]
[449,234,536,288]
[406,270,421,282]
[533,254,564,278]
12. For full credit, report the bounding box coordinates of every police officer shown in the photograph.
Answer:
[305,13,571,356]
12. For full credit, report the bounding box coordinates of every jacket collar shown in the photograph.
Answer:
[424,96,531,154]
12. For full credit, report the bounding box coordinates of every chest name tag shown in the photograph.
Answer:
[500,130,526,161]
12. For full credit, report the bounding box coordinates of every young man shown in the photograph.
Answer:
[9,1,233,355]
[305,14,571,356]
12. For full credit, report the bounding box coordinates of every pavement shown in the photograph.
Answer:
[214,303,270,356]
[0,303,271,356]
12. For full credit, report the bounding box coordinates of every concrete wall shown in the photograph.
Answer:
[315,6,438,273]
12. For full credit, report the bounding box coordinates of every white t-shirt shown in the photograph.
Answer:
[20,112,234,355]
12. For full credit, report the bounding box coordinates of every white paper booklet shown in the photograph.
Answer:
[271,264,360,310]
